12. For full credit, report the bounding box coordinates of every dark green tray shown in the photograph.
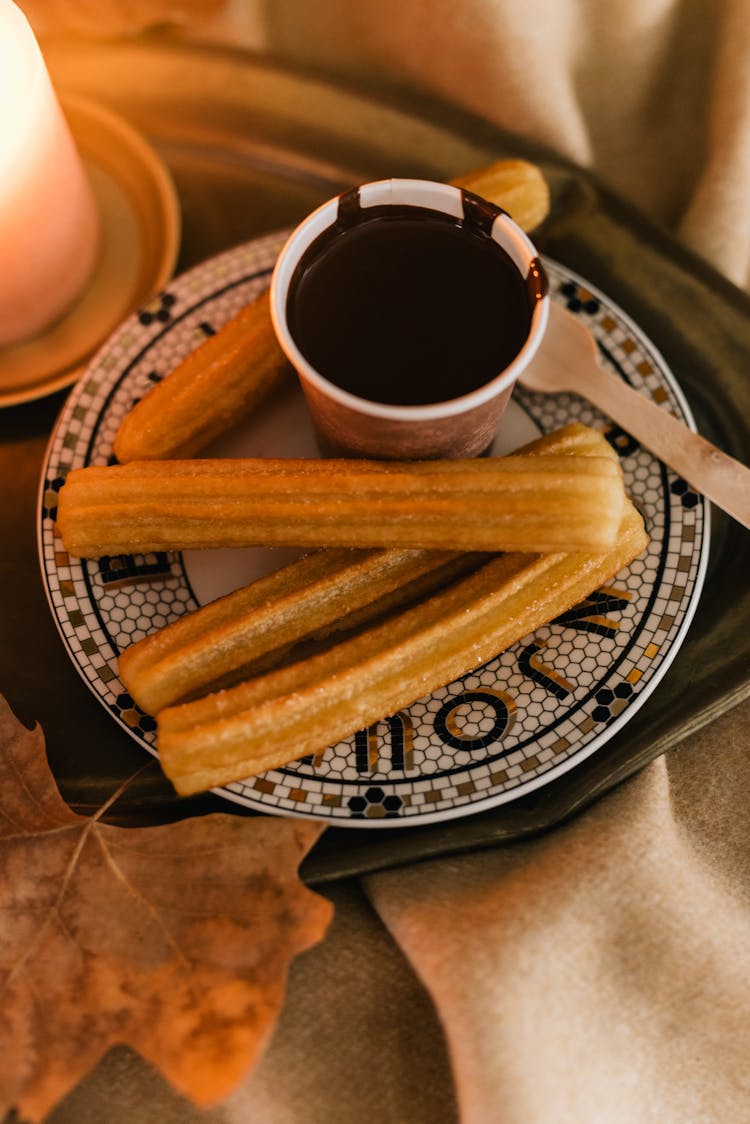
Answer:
[2,39,747,883]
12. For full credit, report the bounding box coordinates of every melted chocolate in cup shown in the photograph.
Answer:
[271,179,548,459]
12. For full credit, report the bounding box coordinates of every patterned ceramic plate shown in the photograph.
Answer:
[38,232,708,826]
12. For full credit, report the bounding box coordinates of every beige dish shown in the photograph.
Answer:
[0,94,180,408]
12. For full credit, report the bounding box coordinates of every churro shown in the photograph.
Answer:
[158,498,648,795]
[58,451,626,556]
[452,159,550,232]
[113,290,290,463]
[119,547,482,714]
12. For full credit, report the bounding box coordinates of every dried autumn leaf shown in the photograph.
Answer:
[0,695,331,1123]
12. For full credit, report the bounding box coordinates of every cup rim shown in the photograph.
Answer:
[269,177,549,422]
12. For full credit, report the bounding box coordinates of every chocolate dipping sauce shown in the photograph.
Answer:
[286,187,547,407]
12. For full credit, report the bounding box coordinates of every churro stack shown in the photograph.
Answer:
[57,422,648,794]
[115,421,627,714]
[158,504,646,794]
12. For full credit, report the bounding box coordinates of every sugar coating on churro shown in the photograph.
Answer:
[58,449,626,556]
[113,290,290,463]
[119,547,482,714]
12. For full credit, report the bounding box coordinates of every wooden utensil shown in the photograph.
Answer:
[520,301,750,529]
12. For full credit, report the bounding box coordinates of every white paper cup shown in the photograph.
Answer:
[270,178,548,458]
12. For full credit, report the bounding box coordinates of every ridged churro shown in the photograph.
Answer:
[158,498,648,795]
[117,423,616,713]
[113,290,290,463]
[451,159,550,233]
[119,547,483,714]
[57,451,626,556]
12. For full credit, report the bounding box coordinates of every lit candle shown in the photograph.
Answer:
[0,1,99,349]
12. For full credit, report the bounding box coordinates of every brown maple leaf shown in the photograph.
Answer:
[0,695,332,1122]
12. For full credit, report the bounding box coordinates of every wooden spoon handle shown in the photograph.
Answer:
[575,362,750,528]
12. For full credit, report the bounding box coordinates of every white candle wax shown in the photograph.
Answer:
[0,1,100,349]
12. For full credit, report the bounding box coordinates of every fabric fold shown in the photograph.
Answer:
[366,703,750,1123]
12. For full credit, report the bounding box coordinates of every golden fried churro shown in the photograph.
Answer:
[520,421,617,461]
[158,499,648,795]
[58,450,626,556]
[113,290,290,463]
[452,159,550,232]
[117,422,614,713]
[119,547,483,714]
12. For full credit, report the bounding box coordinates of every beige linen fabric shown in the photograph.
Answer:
[228,706,750,1124]
[22,1,750,1120]
[247,0,750,289]
[367,714,750,1124]
[24,0,750,288]
[213,0,750,289]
